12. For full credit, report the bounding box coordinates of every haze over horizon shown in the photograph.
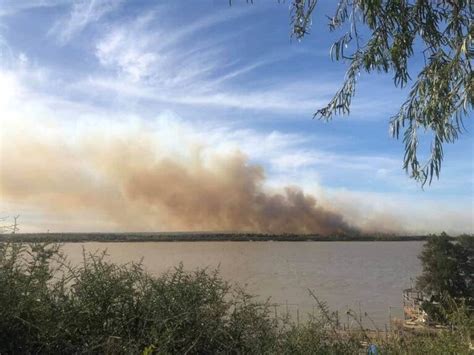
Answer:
[0,0,472,235]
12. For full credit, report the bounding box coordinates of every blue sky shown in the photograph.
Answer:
[0,0,472,233]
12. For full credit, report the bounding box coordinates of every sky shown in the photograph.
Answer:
[0,0,472,234]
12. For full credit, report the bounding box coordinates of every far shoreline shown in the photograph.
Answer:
[0,232,434,243]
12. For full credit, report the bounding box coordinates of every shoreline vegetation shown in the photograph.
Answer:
[0,232,436,243]
[1,242,472,354]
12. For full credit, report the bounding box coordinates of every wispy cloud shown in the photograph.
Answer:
[0,0,66,17]
[77,11,336,115]
[270,151,399,172]
[49,0,123,44]
[77,75,333,114]
[80,10,394,119]
[93,11,245,84]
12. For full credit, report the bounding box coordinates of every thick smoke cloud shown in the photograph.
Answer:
[122,154,353,234]
[0,124,354,234]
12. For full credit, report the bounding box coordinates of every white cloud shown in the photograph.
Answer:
[271,151,399,172]
[50,0,123,44]
[0,0,67,17]
[93,9,244,82]
[96,29,158,82]
[78,74,330,115]
[82,11,337,115]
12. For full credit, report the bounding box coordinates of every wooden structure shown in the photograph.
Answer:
[402,288,428,324]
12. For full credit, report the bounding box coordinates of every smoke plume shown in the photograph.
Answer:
[0,121,354,234]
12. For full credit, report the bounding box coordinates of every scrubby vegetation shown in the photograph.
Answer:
[0,242,472,354]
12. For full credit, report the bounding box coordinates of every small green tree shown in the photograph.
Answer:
[416,233,473,323]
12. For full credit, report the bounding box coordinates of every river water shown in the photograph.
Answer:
[61,241,424,328]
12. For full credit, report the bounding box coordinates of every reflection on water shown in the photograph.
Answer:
[62,241,423,327]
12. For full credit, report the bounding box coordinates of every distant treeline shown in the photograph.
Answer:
[0,232,437,243]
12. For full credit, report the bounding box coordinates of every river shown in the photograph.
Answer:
[61,241,424,328]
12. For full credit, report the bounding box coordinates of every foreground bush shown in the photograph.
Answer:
[0,242,472,354]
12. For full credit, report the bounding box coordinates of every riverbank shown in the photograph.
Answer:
[1,232,430,243]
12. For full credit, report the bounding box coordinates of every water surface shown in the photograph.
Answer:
[62,241,424,327]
